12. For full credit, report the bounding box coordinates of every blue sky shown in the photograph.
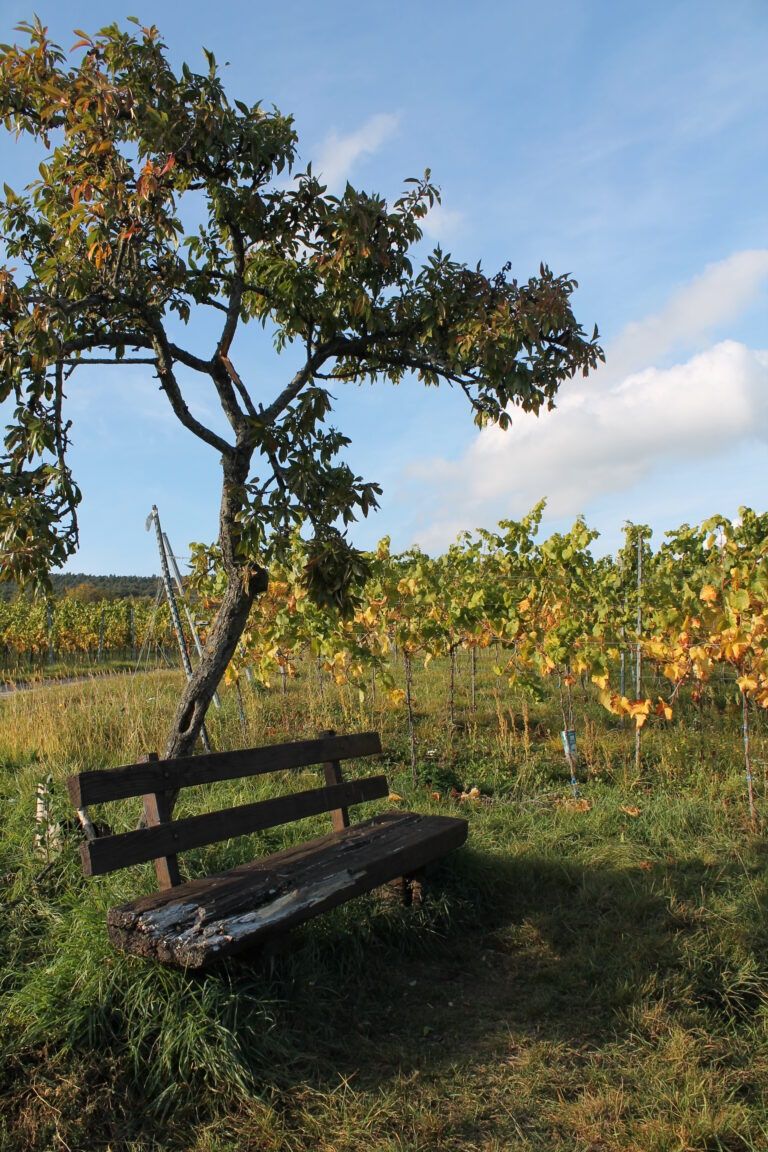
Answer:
[1,0,767,573]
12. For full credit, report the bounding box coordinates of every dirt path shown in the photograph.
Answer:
[0,668,165,695]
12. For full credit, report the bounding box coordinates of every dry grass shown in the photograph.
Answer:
[1,656,768,1151]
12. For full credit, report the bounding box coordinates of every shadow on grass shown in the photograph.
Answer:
[223,844,768,1089]
[3,843,767,1151]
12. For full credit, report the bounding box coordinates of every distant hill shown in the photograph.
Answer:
[0,574,162,601]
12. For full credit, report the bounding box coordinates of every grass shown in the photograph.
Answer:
[1,655,767,1150]
[0,649,177,687]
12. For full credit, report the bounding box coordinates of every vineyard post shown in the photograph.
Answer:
[97,604,105,663]
[619,543,629,706]
[404,650,417,784]
[147,507,212,753]
[635,529,643,774]
[234,678,248,741]
[45,601,54,666]
[741,689,757,827]
[163,531,221,711]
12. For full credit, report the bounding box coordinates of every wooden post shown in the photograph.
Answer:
[141,752,182,889]
[635,530,643,774]
[319,729,350,833]
[404,651,417,785]
[742,689,756,828]
[163,529,221,710]
[148,506,213,750]
[46,601,55,666]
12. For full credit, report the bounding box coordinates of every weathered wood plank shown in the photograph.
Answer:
[67,731,382,808]
[106,812,468,967]
[81,775,390,876]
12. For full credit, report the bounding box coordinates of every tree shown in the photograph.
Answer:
[0,18,603,758]
[63,580,101,602]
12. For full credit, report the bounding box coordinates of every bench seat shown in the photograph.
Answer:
[108,810,468,968]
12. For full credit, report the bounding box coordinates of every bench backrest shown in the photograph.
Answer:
[66,731,384,890]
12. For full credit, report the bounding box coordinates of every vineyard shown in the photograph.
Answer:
[0,594,176,675]
[4,503,767,811]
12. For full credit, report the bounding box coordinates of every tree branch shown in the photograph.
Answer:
[60,357,158,366]
[259,338,346,426]
[63,332,154,356]
[53,359,79,549]
[217,224,245,360]
[219,353,258,419]
[150,327,234,455]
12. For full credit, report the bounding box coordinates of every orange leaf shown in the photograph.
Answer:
[620,805,641,817]
[654,698,673,721]
[557,797,592,812]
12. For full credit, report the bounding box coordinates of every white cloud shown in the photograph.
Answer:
[402,249,768,551]
[422,202,465,243]
[410,340,768,550]
[315,113,399,189]
[602,249,768,382]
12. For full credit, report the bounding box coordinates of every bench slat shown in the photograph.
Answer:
[107,811,469,967]
[68,731,381,808]
[81,775,390,876]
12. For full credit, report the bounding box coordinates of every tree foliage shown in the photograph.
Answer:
[0,18,602,754]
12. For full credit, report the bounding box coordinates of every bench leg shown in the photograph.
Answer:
[388,869,427,907]
[406,869,426,907]
[387,875,412,906]
[261,932,291,977]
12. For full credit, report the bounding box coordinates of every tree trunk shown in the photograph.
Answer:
[164,567,266,759]
[164,450,266,761]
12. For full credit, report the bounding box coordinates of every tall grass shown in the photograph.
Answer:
[1,655,767,1150]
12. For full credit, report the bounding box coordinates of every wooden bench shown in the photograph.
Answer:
[66,731,468,969]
